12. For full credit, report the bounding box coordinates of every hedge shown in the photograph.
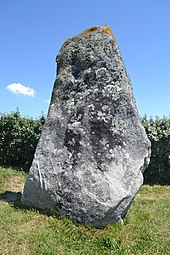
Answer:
[0,109,45,170]
[142,115,170,185]
[0,110,169,184]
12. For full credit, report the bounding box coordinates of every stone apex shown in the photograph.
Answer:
[82,24,117,44]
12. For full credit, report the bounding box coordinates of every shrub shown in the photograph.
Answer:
[142,115,170,185]
[0,109,45,171]
[0,110,170,184]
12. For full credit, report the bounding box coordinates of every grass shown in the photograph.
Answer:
[0,166,170,255]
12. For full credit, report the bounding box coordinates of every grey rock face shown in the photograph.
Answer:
[22,25,151,227]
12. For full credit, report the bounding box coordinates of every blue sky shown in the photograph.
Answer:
[0,0,170,118]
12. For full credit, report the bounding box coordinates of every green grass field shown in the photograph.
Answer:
[0,166,169,255]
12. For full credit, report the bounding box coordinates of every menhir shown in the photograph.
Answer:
[22,25,151,227]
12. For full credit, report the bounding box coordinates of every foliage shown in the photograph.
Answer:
[0,167,170,255]
[0,109,45,171]
[0,109,170,184]
[142,115,170,185]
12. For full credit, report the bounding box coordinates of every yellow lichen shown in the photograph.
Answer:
[103,25,117,44]
[83,26,99,35]
[82,25,117,44]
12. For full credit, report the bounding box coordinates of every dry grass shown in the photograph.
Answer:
[4,175,25,193]
[136,185,170,200]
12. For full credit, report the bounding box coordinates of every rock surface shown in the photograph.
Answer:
[22,25,151,227]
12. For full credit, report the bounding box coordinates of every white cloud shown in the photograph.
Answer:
[6,83,35,97]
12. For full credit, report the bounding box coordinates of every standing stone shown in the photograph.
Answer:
[22,25,151,227]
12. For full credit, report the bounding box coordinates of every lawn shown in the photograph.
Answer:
[0,166,169,255]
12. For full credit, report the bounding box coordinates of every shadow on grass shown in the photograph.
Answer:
[0,191,22,204]
[0,191,31,210]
